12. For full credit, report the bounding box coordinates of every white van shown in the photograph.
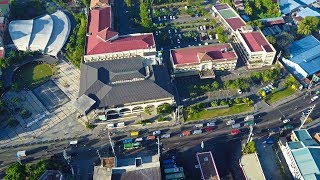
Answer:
[107,123,114,128]
[311,96,319,102]
[135,138,143,142]
[193,130,202,135]
[194,124,204,129]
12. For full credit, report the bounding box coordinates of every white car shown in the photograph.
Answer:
[311,96,319,102]
[237,89,242,94]
[153,130,161,136]
[207,121,216,127]
[283,119,290,124]
[231,123,241,129]
[226,120,235,125]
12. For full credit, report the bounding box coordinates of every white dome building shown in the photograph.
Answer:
[9,11,71,57]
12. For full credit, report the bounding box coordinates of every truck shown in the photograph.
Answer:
[244,115,254,121]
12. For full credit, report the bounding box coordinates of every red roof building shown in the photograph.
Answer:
[84,6,155,62]
[240,31,274,52]
[170,44,238,78]
[225,18,246,31]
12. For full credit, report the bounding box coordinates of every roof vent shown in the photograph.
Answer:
[86,32,92,36]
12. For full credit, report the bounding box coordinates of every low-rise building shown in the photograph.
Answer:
[196,151,220,180]
[282,35,320,86]
[235,26,276,68]
[292,7,320,23]
[280,129,320,180]
[280,0,317,15]
[240,153,266,180]
[78,56,174,118]
[170,43,238,78]
[93,155,161,180]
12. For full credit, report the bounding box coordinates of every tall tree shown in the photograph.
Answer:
[244,5,253,15]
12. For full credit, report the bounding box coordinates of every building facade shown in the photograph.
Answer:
[170,44,238,78]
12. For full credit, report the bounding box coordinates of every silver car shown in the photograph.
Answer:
[226,120,235,125]
[231,123,241,129]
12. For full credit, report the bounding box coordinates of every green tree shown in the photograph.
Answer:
[297,16,319,35]
[255,0,262,9]
[211,101,218,107]
[266,35,276,45]
[211,81,220,90]
[124,0,132,7]
[228,99,233,105]
[82,0,90,7]
[220,100,227,106]
[0,57,9,68]
[140,0,153,30]
[244,4,253,15]
[234,97,241,104]
[248,20,263,29]
[4,162,26,180]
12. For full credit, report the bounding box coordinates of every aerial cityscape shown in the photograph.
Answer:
[0,0,320,179]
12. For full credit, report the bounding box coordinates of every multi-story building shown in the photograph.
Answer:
[234,26,277,69]
[84,6,156,62]
[170,43,238,78]
[212,3,276,69]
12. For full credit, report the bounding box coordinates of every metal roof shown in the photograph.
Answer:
[280,0,317,14]
[9,11,71,56]
[288,35,320,77]
[79,56,174,108]
[73,94,96,114]
[291,147,320,179]
[297,7,320,18]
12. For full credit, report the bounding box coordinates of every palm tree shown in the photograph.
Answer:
[298,23,311,35]
[245,6,253,15]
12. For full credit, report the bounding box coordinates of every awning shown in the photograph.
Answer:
[73,94,96,114]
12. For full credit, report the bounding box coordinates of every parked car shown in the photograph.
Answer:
[226,120,235,125]
[283,124,294,130]
[193,130,202,135]
[182,131,191,136]
[231,129,240,135]
[237,89,242,94]
[147,135,156,140]
[194,124,204,129]
[135,137,143,142]
[244,115,254,121]
[244,120,255,126]
[205,127,213,132]
[206,121,216,127]
[231,123,241,129]
[161,134,171,139]
[153,130,161,136]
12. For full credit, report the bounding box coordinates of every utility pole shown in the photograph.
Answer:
[247,125,254,144]
[107,129,116,157]
[299,104,316,130]
[157,137,160,156]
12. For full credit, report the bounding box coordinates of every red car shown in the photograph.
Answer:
[231,129,240,135]
[205,127,213,132]
[182,131,191,136]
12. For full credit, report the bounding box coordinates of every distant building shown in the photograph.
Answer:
[314,133,320,143]
[240,153,266,180]
[78,56,174,118]
[84,6,156,62]
[292,7,320,23]
[235,26,277,69]
[39,170,64,180]
[280,0,317,15]
[170,43,238,78]
[93,155,161,180]
[280,129,320,179]
[258,17,285,26]
[282,35,320,85]
[196,152,220,180]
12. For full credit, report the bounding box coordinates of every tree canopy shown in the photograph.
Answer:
[297,16,319,36]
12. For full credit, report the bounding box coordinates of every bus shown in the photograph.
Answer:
[165,172,185,180]
[123,139,133,144]
[164,167,184,174]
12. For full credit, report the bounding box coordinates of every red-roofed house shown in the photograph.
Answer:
[235,26,276,68]
[170,43,238,78]
[84,6,156,62]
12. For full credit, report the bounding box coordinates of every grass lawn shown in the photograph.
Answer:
[13,62,53,88]
[186,104,254,121]
[266,88,296,104]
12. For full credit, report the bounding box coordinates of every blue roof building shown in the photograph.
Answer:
[282,35,320,80]
[282,129,320,180]
[280,0,317,14]
[296,7,320,19]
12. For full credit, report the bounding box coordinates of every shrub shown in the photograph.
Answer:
[210,101,218,107]
[157,115,167,122]
[144,108,151,115]
[157,104,173,114]
[243,141,256,155]
[85,122,95,130]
